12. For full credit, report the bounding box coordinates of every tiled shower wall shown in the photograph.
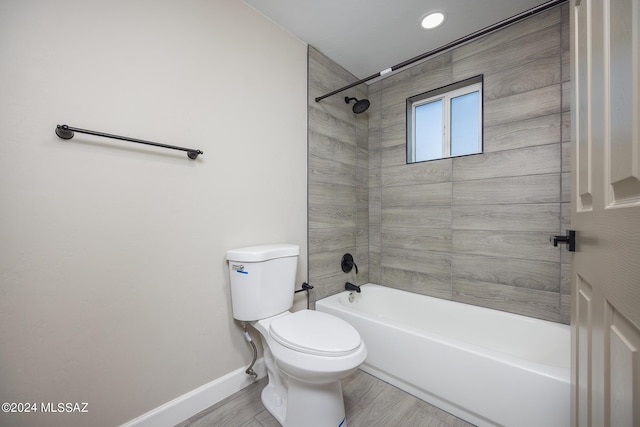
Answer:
[309,4,570,323]
[308,47,369,302]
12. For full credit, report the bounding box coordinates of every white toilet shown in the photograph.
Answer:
[226,244,366,427]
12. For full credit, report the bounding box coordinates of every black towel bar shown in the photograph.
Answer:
[55,124,203,159]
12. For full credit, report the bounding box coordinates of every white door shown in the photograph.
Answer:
[571,0,640,426]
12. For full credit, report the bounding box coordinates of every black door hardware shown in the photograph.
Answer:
[552,230,576,252]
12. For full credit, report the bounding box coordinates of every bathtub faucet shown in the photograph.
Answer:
[345,282,361,293]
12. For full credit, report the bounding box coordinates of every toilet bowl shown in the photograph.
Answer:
[226,244,366,427]
[252,310,366,426]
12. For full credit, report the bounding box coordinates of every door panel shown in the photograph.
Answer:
[571,0,640,426]
[575,0,593,212]
[607,304,640,426]
[576,276,592,427]
[606,0,640,207]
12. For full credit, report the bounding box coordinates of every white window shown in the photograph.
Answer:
[407,75,483,163]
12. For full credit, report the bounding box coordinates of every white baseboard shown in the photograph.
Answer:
[120,359,266,427]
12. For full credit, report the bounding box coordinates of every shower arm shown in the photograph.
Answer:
[314,0,567,103]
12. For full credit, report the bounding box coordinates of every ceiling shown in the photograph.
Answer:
[243,0,553,81]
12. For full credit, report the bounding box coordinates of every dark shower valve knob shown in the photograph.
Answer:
[341,253,358,274]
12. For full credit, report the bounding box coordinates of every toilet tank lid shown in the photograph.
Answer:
[226,244,299,262]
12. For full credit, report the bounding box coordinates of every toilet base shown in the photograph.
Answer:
[261,383,287,425]
[261,377,347,427]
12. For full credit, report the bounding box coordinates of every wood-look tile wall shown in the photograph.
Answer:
[309,4,570,323]
[308,47,369,303]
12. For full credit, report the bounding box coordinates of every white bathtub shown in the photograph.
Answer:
[316,283,570,427]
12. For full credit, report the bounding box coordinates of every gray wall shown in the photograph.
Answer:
[0,1,307,425]
[308,47,369,303]
[309,4,570,323]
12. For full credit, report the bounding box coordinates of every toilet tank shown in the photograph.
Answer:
[226,244,299,321]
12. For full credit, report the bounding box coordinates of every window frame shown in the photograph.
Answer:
[406,75,484,163]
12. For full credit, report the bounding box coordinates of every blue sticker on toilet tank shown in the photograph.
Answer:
[232,264,248,274]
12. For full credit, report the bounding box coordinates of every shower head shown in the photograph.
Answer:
[345,96,370,114]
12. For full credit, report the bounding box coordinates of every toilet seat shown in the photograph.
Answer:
[269,310,361,357]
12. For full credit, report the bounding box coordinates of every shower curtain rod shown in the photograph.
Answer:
[314,0,567,103]
[55,124,203,159]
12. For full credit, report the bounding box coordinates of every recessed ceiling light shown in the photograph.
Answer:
[421,12,445,29]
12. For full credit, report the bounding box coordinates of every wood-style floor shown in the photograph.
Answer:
[175,369,474,427]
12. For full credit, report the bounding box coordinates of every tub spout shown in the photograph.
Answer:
[345,282,361,293]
